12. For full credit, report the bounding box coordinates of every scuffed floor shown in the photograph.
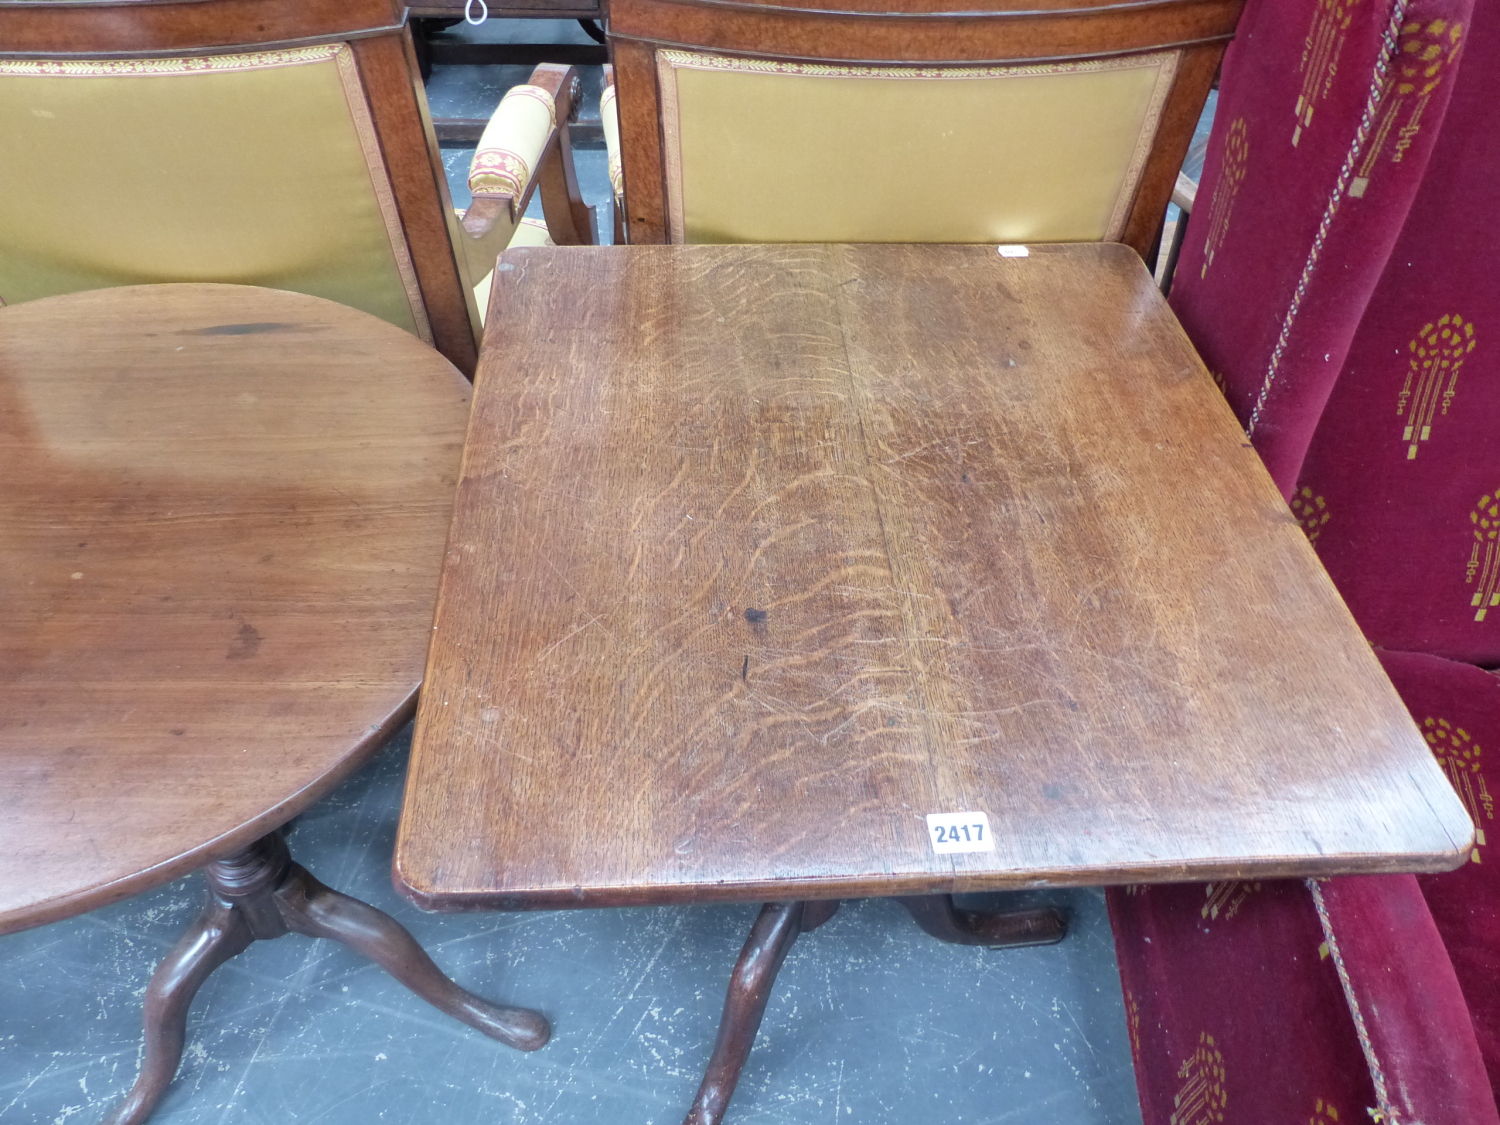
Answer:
[1,725,1142,1125]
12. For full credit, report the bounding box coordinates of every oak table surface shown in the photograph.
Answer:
[395,243,1472,912]
[0,284,471,935]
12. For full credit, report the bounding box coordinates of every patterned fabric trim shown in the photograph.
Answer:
[468,85,556,198]
[0,44,341,78]
[654,48,1179,245]
[1306,879,1401,1124]
[0,43,434,346]
[1244,0,1413,436]
[470,150,531,198]
[330,45,433,345]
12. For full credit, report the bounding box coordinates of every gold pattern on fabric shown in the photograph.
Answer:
[1295,0,1364,146]
[1467,489,1500,620]
[1396,313,1477,458]
[1291,487,1331,542]
[0,46,341,79]
[1350,18,1465,197]
[1424,716,1491,862]
[1310,1097,1343,1124]
[1169,1032,1227,1125]
[470,150,533,198]
[469,83,556,198]
[1124,989,1143,1062]
[655,48,1179,245]
[1199,881,1261,923]
[1200,119,1248,278]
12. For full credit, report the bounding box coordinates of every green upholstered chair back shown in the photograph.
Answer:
[607,0,1248,257]
[0,0,480,374]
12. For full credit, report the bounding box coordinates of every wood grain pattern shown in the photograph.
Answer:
[0,284,471,935]
[396,244,1472,911]
[0,0,404,56]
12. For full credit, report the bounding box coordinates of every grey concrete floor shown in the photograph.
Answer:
[0,21,1166,1124]
[1,725,1141,1125]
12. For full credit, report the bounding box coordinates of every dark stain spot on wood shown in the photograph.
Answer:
[961,473,971,484]
[227,622,262,660]
[741,655,749,682]
[1042,783,1064,800]
[744,607,767,625]
[191,322,295,336]
[170,728,186,736]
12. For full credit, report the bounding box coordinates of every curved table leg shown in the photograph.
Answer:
[101,830,549,1125]
[99,896,254,1125]
[897,894,1066,948]
[276,863,550,1051]
[685,901,811,1125]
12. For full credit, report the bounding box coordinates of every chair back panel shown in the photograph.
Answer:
[661,49,1178,244]
[0,46,427,339]
[608,0,1245,254]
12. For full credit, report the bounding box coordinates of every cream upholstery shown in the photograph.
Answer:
[470,217,552,326]
[600,83,624,216]
[450,81,563,307]
[468,84,556,200]
[0,46,430,338]
[649,50,1179,245]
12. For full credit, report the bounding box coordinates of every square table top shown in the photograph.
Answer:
[395,242,1472,911]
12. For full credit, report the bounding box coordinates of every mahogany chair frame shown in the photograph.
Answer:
[0,0,586,376]
[605,0,1243,257]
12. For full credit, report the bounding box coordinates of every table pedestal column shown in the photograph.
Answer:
[101,831,550,1125]
[684,895,1065,1125]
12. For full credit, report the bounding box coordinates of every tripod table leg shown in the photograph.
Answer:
[275,863,550,1051]
[99,896,255,1125]
[684,901,811,1125]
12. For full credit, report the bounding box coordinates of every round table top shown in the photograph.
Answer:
[0,284,471,934]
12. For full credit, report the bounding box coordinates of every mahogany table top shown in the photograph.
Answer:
[395,243,1472,912]
[0,284,471,935]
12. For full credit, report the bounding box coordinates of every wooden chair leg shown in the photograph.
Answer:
[100,830,549,1125]
[99,897,254,1125]
[897,894,1066,948]
[684,901,810,1125]
[275,863,550,1050]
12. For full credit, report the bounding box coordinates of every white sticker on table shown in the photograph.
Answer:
[926,811,995,853]
[997,245,1030,258]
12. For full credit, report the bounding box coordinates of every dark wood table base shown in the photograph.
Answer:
[101,831,550,1125]
[685,897,1065,1125]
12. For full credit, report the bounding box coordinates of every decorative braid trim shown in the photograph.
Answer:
[0,45,340,78]
[1245,0,1413,436]
[1306,879,1401,1124]
[657,48,1166,82]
